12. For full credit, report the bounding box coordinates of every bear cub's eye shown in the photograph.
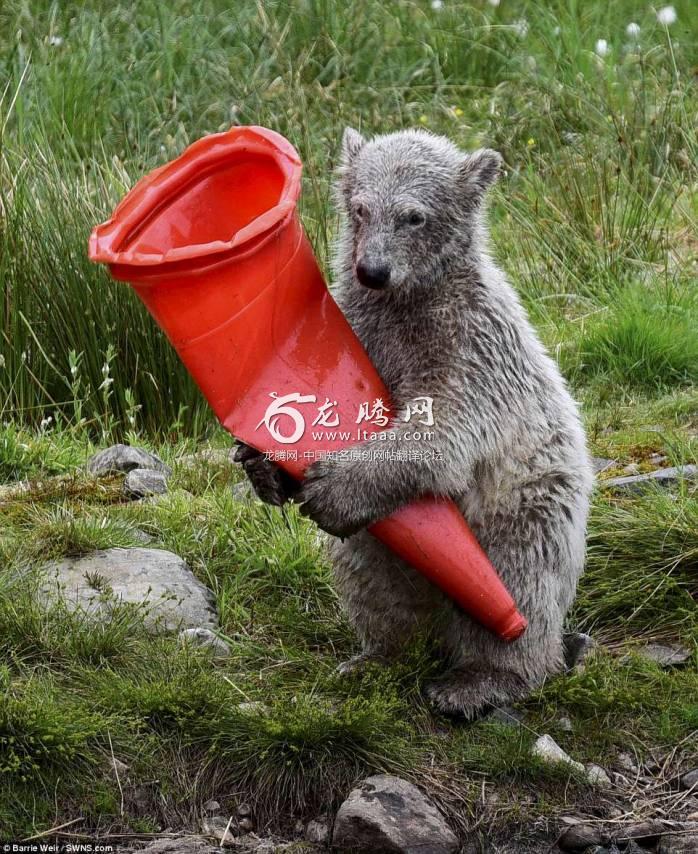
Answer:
[404,210,426,228]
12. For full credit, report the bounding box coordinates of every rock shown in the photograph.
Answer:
[87,444,171,477]
[592,457,616,475]
[124,468,169,499]
[636,643,691,668]
[136,838,217,854]
[658,834,698,853]
[231,480,257,502]
[110,757,129,778]
[203,799,221,814]
[585,763,612,788]
[179,448,234,468]
[40,548,217,633]
[602,465,698,494]
[649,453,668,465]
[532,735,585,774]
[237,802,253,817]
[558,823,609,851]
[306,818,329,843]
[616,752,639,774]
[239,818,254,832]
[616,821,672,845]
[237,702,268,716]
[682,769,698,791]
[202,816,237,845]
[622,843,645,854]
[558,716,573,732]
[488,706,523,727]
[563,632,596,671]
[179,627,231,659]
[332,774,459,853]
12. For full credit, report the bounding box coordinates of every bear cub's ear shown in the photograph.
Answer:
[458,149,503,197]
[341,127,366,167]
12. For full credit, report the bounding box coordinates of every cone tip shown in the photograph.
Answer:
[498,611,528,641]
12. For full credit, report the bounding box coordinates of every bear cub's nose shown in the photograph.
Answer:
[356,261,391,289]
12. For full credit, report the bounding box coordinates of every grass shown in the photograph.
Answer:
[0,0,697,846]
[0,424,696,841]
[0,0,696,433]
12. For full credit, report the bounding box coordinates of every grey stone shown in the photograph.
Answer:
[238,818,254,833]
[237,802,252,818]
[40,548,217,633]
[231,480,257,502]
[557,716,573,732]
[110,757,129,778]
[87,444,171,476]
[136,838,217,854]
[202,816,237,845]
[649,453,668,465]
[332,774,459,853]
[179,627,231,659]
[658,834,698,853]
[558,823,609,851]
[489,706,523,727]
[616,752,639,774]
[682,769,698,791]
[592,457,616,475]
[585,763,612,788]
[563,632,596,671]
[124,468,169,499]
[532,735,585,774]
[616,821,672,845]
[237,702,269,716]
[602,464,698,494]
[636,643,691,668]
[306,818,329,843]
[179,448,234,468]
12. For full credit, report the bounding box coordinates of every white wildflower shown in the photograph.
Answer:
[553,25,561,36]
[431,0,443,9]
[656,6,677,25]
[512,18,528,38]
[626,22,641,38]
[595,38,610,57]
[49,35,63,47]
[487,0,500,7]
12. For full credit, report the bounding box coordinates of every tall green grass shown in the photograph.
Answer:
[1,0,696,433]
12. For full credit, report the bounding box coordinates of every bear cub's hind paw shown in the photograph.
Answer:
[425,667,526,720]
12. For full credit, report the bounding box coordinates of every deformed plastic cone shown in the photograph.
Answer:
[88,126,527,641]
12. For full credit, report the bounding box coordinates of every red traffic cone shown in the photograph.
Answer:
[89,126,527,641]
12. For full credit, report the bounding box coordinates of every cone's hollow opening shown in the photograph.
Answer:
[121,153,287,257]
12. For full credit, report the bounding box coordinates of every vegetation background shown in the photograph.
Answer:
[0,0,696,846]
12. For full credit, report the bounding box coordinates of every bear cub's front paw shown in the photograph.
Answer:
[296,459,371,537]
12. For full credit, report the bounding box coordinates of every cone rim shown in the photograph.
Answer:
[88,126,302,268]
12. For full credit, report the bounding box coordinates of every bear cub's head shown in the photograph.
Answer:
[338,127,502,295]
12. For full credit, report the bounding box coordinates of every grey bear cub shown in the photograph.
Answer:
[235,127,593,718]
